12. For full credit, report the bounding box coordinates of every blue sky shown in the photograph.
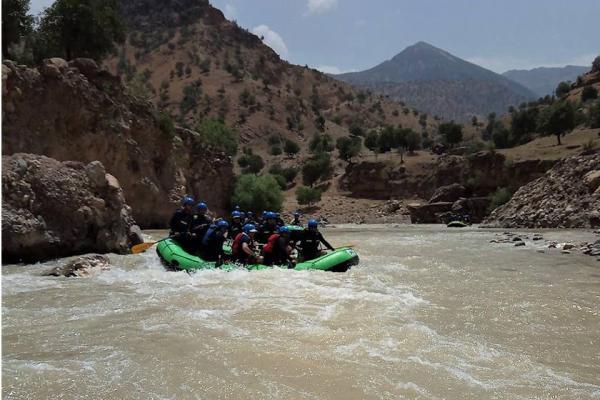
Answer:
[30,0,600,74]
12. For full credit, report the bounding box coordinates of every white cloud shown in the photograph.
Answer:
[251,25,289,59]
[307,0,338,14]
[315,65,356,75]
[223,4,236,20]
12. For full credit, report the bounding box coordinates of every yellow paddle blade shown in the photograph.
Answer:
[131,241,156,254]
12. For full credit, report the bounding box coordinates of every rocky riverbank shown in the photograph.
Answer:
[2,154,142,263]
[490,231,600,260]
[483,153,600,228]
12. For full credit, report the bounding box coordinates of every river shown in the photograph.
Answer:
[2,225,600,399]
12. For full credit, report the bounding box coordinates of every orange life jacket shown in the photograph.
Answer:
[262,233,280,254]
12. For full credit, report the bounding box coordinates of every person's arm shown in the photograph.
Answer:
[242,241,254,256]
[319,232,335,251]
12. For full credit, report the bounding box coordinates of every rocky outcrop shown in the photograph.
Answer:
[407,202,453,224]
[2,59,234,227]
[483,154,600,228]
[2,154,143,263]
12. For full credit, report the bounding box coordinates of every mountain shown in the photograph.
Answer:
[107,0,433,152]
[502,65,590,97]
[334,42,536,121]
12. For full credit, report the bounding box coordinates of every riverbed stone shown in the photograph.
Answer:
[46,254,110,277]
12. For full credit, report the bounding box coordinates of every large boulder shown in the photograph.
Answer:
[2,154,142,263]
[429,183,467,203]
[483,154,600,228]
[407,202,453,224]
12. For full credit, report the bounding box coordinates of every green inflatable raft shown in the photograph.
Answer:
[156,238,359,273]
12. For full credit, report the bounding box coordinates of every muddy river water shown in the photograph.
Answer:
[2,225,600,399]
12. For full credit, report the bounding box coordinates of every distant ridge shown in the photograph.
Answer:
[334,42,536,120]
[502,65,590,97]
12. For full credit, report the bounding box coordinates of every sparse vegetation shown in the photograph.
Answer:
[438,122,463,147]
[302,153,333,186]
[582,86,598,102]
[488,187,512,212]
[237,153,264,174]
[336,136,362,163]
[283,139,300,156]
[195,119,237,156]
[296,186,322,206]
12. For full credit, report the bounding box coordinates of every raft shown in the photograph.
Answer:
[156,238,359,273]
[447,220,468,228]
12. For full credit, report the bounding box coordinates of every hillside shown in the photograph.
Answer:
[503,65,589,97]
[106,0,433,160]
[334,42,536,121]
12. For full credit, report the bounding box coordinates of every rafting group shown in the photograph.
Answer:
[161,196,357,272]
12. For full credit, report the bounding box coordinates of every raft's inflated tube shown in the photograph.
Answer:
[156,238,359,272]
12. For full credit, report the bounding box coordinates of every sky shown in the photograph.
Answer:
[30,0,600,74]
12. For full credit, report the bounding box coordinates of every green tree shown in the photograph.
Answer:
[364,130,380,157]
[581,86,598,102]
[537,101,576,145]
[314,114,326,131]
[404,129,421,153]
[589,100,600,128]
[593,56,600,73]
[296,186,322,206]
[232,174,283,213]
[195,119,238,156]
[309,134,334,154]
[492,123,511,149]
[555,81,571,98]
[269,145,282,156]
[237,154,264,174]
[34,0,124,61]
[2,0,33,58]
[336,136,362,163]
[438,122,463,147]
[483,112,497,141]
[349,122,365,137]
[302,153,332,186]
[488,187,512,212]
[510,107,538,144]
[283,139,300,156]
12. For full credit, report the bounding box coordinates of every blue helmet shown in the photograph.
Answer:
[240,211,246,218]
[231,211,242,219]
[197,202,208,210]
[293,212,300,217]
[265,211,276,219]
[308,219,318,228]
[247,211,254,217]
[217,220,229,229]
[181,196,195,206]
[243,223,257,233]
[279,226,290,234]
[234,205,241,211]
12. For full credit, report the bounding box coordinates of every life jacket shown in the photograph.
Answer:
[232,232,246,256]
[262,233,280,254]
[201,224,217,247]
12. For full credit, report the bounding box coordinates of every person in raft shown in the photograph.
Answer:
[257,211,278,243]
[229,211,244,239]
[190,202,212,248]
[298,219,334,261]
[169,196,196,249]
[290,211,302,226]
[201,220,229,264]
[262,226,295,267]
[231,224,263,264]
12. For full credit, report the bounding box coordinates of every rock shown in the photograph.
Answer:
[483,154,600,228]
[450,197,491,223]
[68,58,99,77]
[533,235,543,241]
[40,58,68,78]
[128,225,144,246]
[514,242,526,247]
[46,254,110,277]
[512,237,523,241]
[562,243,575,250]
[429,183,467,203]
[85,161,107,188]
[561,250,571,254]
[2,154,140,263]
[407,202,453,224]
[583,170,600,192]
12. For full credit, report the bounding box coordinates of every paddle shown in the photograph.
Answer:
[131,241,157,254]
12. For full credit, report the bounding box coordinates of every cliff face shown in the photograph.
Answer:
[2,58,234,227]
[340,151,555,201]
[483,154,600,228]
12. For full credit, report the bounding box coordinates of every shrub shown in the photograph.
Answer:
[283,139,300,156]
[492,124,511,149]
[488,187,512,212]
[195,119,238,156]
[555,81,571,98]
[349,123,365,137]
[154,111,175,137]
[237,153,264,174]
[296,186,322,206]
[267,134,280,146]
[537,101,576,145]
[364,130,380,156]
[232,174,283,213]
[404,129,421,153]
[309,134,334,154]
[588,100,600,128]
[336,136,362,162]
[273,174,287,190]
[510,107,538,144]
[582,86,598,102]
[269,145,282,156]
[302,153,332,186]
